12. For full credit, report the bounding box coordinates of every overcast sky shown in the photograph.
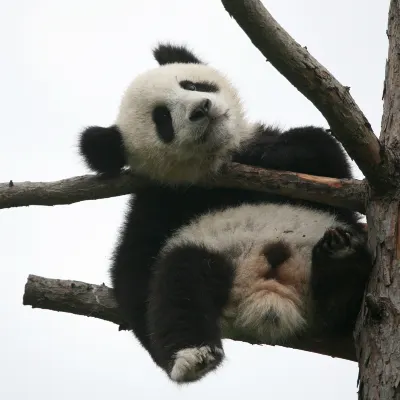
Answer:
[0,0,389,399]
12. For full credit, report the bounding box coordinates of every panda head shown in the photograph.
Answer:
[79,43,253,183]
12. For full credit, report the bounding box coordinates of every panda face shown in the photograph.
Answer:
[115,63,252,183]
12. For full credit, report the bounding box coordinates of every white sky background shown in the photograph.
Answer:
[0,0,389,399]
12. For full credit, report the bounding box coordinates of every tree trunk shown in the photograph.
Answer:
[355,1,400,398]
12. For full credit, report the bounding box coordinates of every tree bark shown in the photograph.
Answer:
[23,274,125,327]
[354,1,400,398]
[0,163,366,212]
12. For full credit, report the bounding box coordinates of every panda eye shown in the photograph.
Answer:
[181,81,197,91]
[179,80,218,93]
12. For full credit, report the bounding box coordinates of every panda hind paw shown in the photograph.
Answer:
[168,345,224,383]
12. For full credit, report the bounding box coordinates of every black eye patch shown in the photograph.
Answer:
[179,80,219,93]
[152,106,175,143]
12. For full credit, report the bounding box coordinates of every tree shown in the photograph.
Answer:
[2,0,398,398]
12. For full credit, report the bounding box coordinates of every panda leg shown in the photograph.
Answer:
[311,226,372,334]
[147,244,234,383]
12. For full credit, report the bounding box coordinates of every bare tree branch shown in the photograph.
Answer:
[1,163,366,212]
[1,171,148,209]
[23,275,125,327]
[221,0,392,189]
[23,274,356,362]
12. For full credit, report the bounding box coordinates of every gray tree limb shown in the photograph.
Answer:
[23,274,356,361]
[0,163,367,212]
[23,275,125,327]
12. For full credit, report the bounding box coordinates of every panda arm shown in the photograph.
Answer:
[311,226,372,334]
[110,193,173,353]
[110,188,216,357]
[234,125,353,180]
[78,125,126,175]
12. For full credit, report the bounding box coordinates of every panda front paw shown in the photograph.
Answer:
[169,346,224,383]
[315,227,357,259]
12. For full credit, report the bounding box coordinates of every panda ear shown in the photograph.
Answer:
[153,43,204,65]
[78,125,126,176]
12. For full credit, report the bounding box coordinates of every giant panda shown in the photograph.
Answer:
[78,43,372,384]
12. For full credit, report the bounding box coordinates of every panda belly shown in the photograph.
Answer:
[162,202,349,344]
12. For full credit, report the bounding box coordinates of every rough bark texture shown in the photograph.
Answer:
[1,163,366,212]
[356,200,400,399]
[355,1,400,398]
[221,0,392,189]
[23,274,356,361]
[23,275,125,327]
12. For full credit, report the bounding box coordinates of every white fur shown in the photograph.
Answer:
[233,291,306,343]
[162,202,347,262]
[115,63,254,183]
[170,346,224,382]
[162,202,349,343]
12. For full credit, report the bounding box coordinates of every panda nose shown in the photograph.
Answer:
[189,99,212,121]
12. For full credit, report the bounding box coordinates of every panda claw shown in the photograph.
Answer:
[317,227,355,258]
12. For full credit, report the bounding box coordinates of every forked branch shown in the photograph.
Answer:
[221,0,391,189]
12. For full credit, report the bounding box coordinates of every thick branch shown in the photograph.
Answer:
[221,0,391,189]
[0,163,367,213]
[23,274,356,361]
[380,1,400,154]
[355,1,400,399]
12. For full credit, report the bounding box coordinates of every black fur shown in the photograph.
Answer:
[148,244,233,376]
[311,225,372,334]
[153,43,203,65]
[236,125,352,180]
[79,125,126,175]
[179,80,219,93]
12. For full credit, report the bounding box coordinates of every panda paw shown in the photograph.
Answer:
[316,227,357,258]
[169,346,224,383]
